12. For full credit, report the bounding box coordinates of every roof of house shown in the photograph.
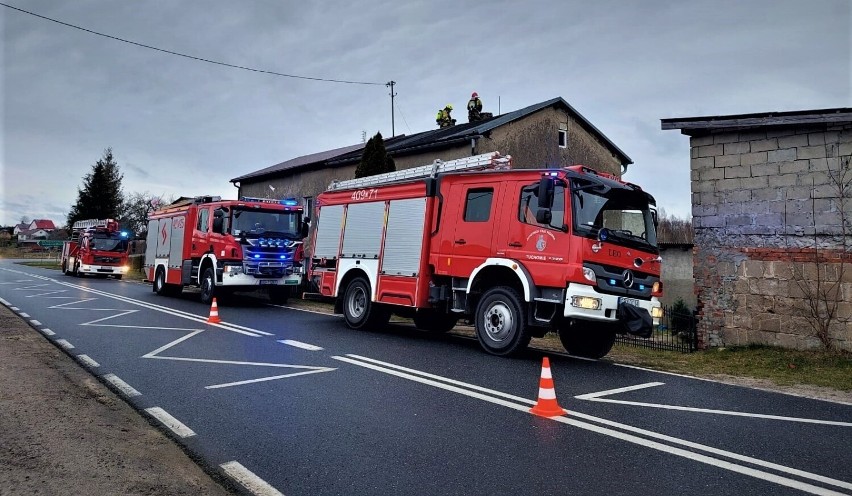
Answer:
[231,142,369,183]
[231,97,632,183]
[661,107,852,135]
[32,219,56,230]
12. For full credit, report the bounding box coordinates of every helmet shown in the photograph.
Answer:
[471,92,478,98]
[445,104,453,110]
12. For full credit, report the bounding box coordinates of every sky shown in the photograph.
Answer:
[1,0,850,227]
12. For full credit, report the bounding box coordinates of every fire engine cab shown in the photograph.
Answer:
[61,219,130,279]
[310,152,663,358]
[144,195,307,304]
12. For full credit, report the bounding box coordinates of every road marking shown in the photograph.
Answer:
[575,382,666,399]
[144,407,196,438]
[0,297,9,305]
[9,306,19,311]
[220,461,284,496]
[102,373,141,398]
[206,368,336,389]
[77,355,100,368]
[29,319,42,326]
[142,330,206,357]
[41,328,55,336]
[55,339,75,350]
[277,339,323,351]
[576,382,852,427]
[333,354,852,495]
[19,312,30,318]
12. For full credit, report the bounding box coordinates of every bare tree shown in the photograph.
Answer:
[786,136,851,350]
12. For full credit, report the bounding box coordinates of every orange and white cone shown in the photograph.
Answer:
[530,357,567,417]
[207,297,222,324]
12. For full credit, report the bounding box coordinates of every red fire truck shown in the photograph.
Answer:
[61,219,131,279]
[310,152,663,358]
[144,195,308,304]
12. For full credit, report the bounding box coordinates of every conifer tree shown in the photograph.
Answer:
[355,132,395,178]
[67,148,124,228]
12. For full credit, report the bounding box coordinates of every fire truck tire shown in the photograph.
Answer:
[114,275,123,280]
[61,260,69,275]
[73,261,81,277]
[413,310,458,333]
[474,286,531,356]
[558,323,616,359]
[200,267,216,305]
[342,277,390,330]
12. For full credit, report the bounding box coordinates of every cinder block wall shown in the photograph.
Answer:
[691,125,852,350]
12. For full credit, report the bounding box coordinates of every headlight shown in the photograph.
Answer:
[582,267,596,282]
[571,296,602,310]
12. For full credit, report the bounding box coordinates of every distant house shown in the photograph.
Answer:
[231,97,633,216]
[13,223,28,236]
[0,227,13,242]
[16,229,51,241]
[30,219,56,231]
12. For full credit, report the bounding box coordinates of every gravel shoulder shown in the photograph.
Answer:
[0,304,234,496]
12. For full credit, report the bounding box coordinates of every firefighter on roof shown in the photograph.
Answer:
[436,104,455,128]
[467,92,483,122]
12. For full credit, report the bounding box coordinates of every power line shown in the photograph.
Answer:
[0,2,384,86]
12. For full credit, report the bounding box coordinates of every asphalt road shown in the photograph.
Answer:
[1,260,851,496]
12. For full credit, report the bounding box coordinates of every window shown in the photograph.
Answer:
[463,188,493,222]
[558,124,568,149]
[518,182,565,230]
[196,208,209,232]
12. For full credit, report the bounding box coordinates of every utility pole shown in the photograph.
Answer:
[386,81,396,137]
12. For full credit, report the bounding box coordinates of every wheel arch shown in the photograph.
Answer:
[467,258,534,303]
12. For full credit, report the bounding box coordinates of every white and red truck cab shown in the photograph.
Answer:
[61,219,131,279]
[310,152,662,358]
[144,195,307,304]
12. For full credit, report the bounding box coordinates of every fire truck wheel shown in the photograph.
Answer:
[200,267,216,305]
[61,260,68,275]
[154,268,167,295]
[114,275,122,280]
[343,277,390,330]
[558,323,616,359]
[413,310,458,333]
[73,261,81,277]
[474,287,531,356]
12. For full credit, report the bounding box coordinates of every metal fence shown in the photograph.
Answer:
[615,305,698,352]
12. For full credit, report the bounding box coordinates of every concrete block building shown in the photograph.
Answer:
[662,108,852,351]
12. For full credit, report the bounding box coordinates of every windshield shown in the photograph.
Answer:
[91,235,128,252]
[572,179,658,251]
[231,208,302,238]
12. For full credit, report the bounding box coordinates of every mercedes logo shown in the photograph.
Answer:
[622,269,634,288]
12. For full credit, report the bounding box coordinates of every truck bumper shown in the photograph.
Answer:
[220,269,302,288]
[564,282,661,325]
[78,264,128,275]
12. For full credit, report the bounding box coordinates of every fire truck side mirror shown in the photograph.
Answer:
[301,218,310,238]
[537,177,555,209]
[212,208,225,234]
[535,209,552,225]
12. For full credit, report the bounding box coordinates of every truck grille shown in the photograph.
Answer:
[94,256,120,264]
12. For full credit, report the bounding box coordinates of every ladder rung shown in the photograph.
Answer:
[327,152,512,191]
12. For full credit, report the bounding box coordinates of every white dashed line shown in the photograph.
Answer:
[18,312,29,318]
[77,355,100,368]
[144,407,196,438]
[220,461,284,496]
[29,319,42,326]
[102,373,141,398]
[55,339,75,350]
[10,306,19,311]
[277,339,323,351]
[41,328,56,336]
[0,297,10,305]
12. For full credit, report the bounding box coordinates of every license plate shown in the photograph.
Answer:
[259,280,278,285]
[619,297,641,307]
[284,280,299,285]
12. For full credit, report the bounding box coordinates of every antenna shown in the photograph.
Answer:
[386,81,397,137]
[361,130,367,143]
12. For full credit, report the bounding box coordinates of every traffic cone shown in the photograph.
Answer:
[530,357,567,417]
[207,298,222,324]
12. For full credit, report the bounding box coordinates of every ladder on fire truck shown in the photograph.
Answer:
[327,152,512,191]
[70,219,114,240]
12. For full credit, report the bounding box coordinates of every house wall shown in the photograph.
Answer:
[658,244,696,308]
[690,124,852,351]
